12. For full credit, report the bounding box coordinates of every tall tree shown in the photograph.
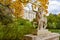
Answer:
[0,0,24,18]
[0,3,13,25]
[10,0,24,18]
[0,0,49,18]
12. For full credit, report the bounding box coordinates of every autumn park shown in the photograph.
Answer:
[0,0,60,40]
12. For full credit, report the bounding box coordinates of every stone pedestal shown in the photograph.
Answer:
[23,33,60,40]
[23,34,36,40]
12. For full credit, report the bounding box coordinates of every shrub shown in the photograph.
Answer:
[0,4,34,40]
[0,18,34,40]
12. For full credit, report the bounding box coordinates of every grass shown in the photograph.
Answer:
[48,29,60,40]
[48,29,60,33]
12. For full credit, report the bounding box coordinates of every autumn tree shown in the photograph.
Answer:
[37,0,49,15]
[10,0,24,18]
[0,3,13,25]
[0,0,49,18]
[0,0,24,18]
[0,0,12,5]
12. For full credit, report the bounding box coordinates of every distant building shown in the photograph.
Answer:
[23,9,36,21]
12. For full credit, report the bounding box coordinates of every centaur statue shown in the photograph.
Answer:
[32,3,47,30]
[38,6,47,30]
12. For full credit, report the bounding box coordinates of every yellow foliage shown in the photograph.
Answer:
[38,0,48,4]
[0,0,24,18]
[5,0,12,5]
[10,0,24,18]
[38,0,49,14]
[41,5,48,9]
[20,0,29,3]
[20,0,30,6]
[0,0,12,5]
[44,10,48,14]
[0,0,5,5]
[0,0,49,17]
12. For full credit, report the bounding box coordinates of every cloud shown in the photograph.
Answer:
[50,0,60,2]
[24,0,60,14]
[48,0,60,14]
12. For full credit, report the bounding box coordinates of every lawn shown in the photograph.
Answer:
[48,29,60,40]
[49,29,60,33]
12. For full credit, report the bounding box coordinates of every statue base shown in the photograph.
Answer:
[23,29,60,40]
[37,29,51,37]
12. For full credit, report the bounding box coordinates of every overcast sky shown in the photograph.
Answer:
[24,0,60,14]
[48,0,60,14]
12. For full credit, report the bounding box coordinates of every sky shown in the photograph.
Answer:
[48,0,60,14]
[23,0,60,14]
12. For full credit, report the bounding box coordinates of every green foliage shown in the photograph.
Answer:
[0,18,34,40]
[47,13,60,29]
[0,4,34,40]
[31,18,38,29]
[49,29,60,33]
